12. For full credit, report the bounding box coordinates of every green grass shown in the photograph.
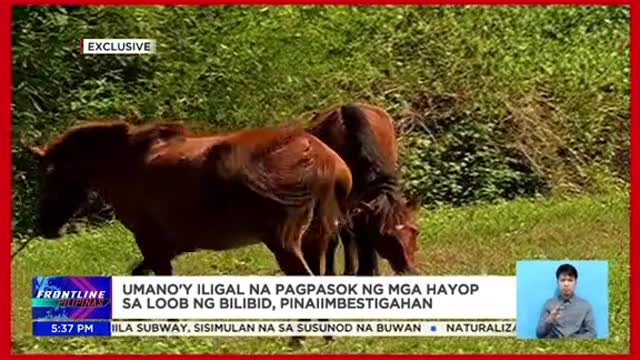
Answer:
[11,192,629,354]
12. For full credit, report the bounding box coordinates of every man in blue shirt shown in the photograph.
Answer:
[536,263,596,339]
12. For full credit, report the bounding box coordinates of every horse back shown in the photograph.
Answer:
[360,104,398,167]
[131,123,352,212]
[307,103,398,171]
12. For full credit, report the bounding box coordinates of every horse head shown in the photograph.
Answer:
[24,121,130,238]
[359,193,421,275]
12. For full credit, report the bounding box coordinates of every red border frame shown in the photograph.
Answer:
[1,0,635,358]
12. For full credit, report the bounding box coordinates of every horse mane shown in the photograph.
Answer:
[42,119,195,163]
[359,174,413,234]
[43,120,131,161]
[127,121,191,148]
[305,105,341,140]
[246,125,308,160]
[340,104,393,181]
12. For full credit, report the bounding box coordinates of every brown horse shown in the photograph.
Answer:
[28,120,352,278]
[306,103,420,276]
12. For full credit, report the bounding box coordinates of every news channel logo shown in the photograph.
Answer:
[515,260,608,340]
[32,276,112,321]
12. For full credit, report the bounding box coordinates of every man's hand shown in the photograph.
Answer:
[545,305,561,324]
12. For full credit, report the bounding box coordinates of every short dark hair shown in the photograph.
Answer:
[556,263,578,279]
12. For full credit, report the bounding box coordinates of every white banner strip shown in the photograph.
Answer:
[81,39,156,55]
[111,276,516,320]
[111,320,516,337]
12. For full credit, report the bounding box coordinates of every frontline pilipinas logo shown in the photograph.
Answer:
[32,277,112,320]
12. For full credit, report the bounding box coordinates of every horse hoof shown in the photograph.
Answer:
[289,336,304,347]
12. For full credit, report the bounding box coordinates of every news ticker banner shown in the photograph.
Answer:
[33,321,516,337]
[32,275,517,337]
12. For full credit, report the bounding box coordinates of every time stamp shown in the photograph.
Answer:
[33,321,111,336]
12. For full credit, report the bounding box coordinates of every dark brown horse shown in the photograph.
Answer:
[306,103,420,276]
[28,120,352,278]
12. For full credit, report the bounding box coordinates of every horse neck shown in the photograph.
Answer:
[368,188,408,234]
[62,143,130,190]
[363,173,398,199]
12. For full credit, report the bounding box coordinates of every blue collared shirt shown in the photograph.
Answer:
[536,294,596,339]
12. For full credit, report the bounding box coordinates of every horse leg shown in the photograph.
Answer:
[324,234,339,276]
[131,224,175,276]
[303,227,329,277]
[266,207,318,346]
[356,244,379,276]
[131,259,150,275]
[340,227,358,275]
[130,257,172,276]
[303,233,335,343]
[267,236,314,346]
[127,227,174,322]
[354,224,379,276]
[148,256,173,275]
[270,244,313,276]
[268,206,316,276]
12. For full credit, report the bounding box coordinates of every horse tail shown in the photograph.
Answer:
[331,152,353,225]
[312,146,352,243]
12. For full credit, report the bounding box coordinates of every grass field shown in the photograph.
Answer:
[11,191,629,354]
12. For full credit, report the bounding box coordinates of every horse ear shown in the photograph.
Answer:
[360,200,374,212]
[19,136,46,160]
[405,195,421,215]
[19,140,48,171]
[28,145,46,158]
